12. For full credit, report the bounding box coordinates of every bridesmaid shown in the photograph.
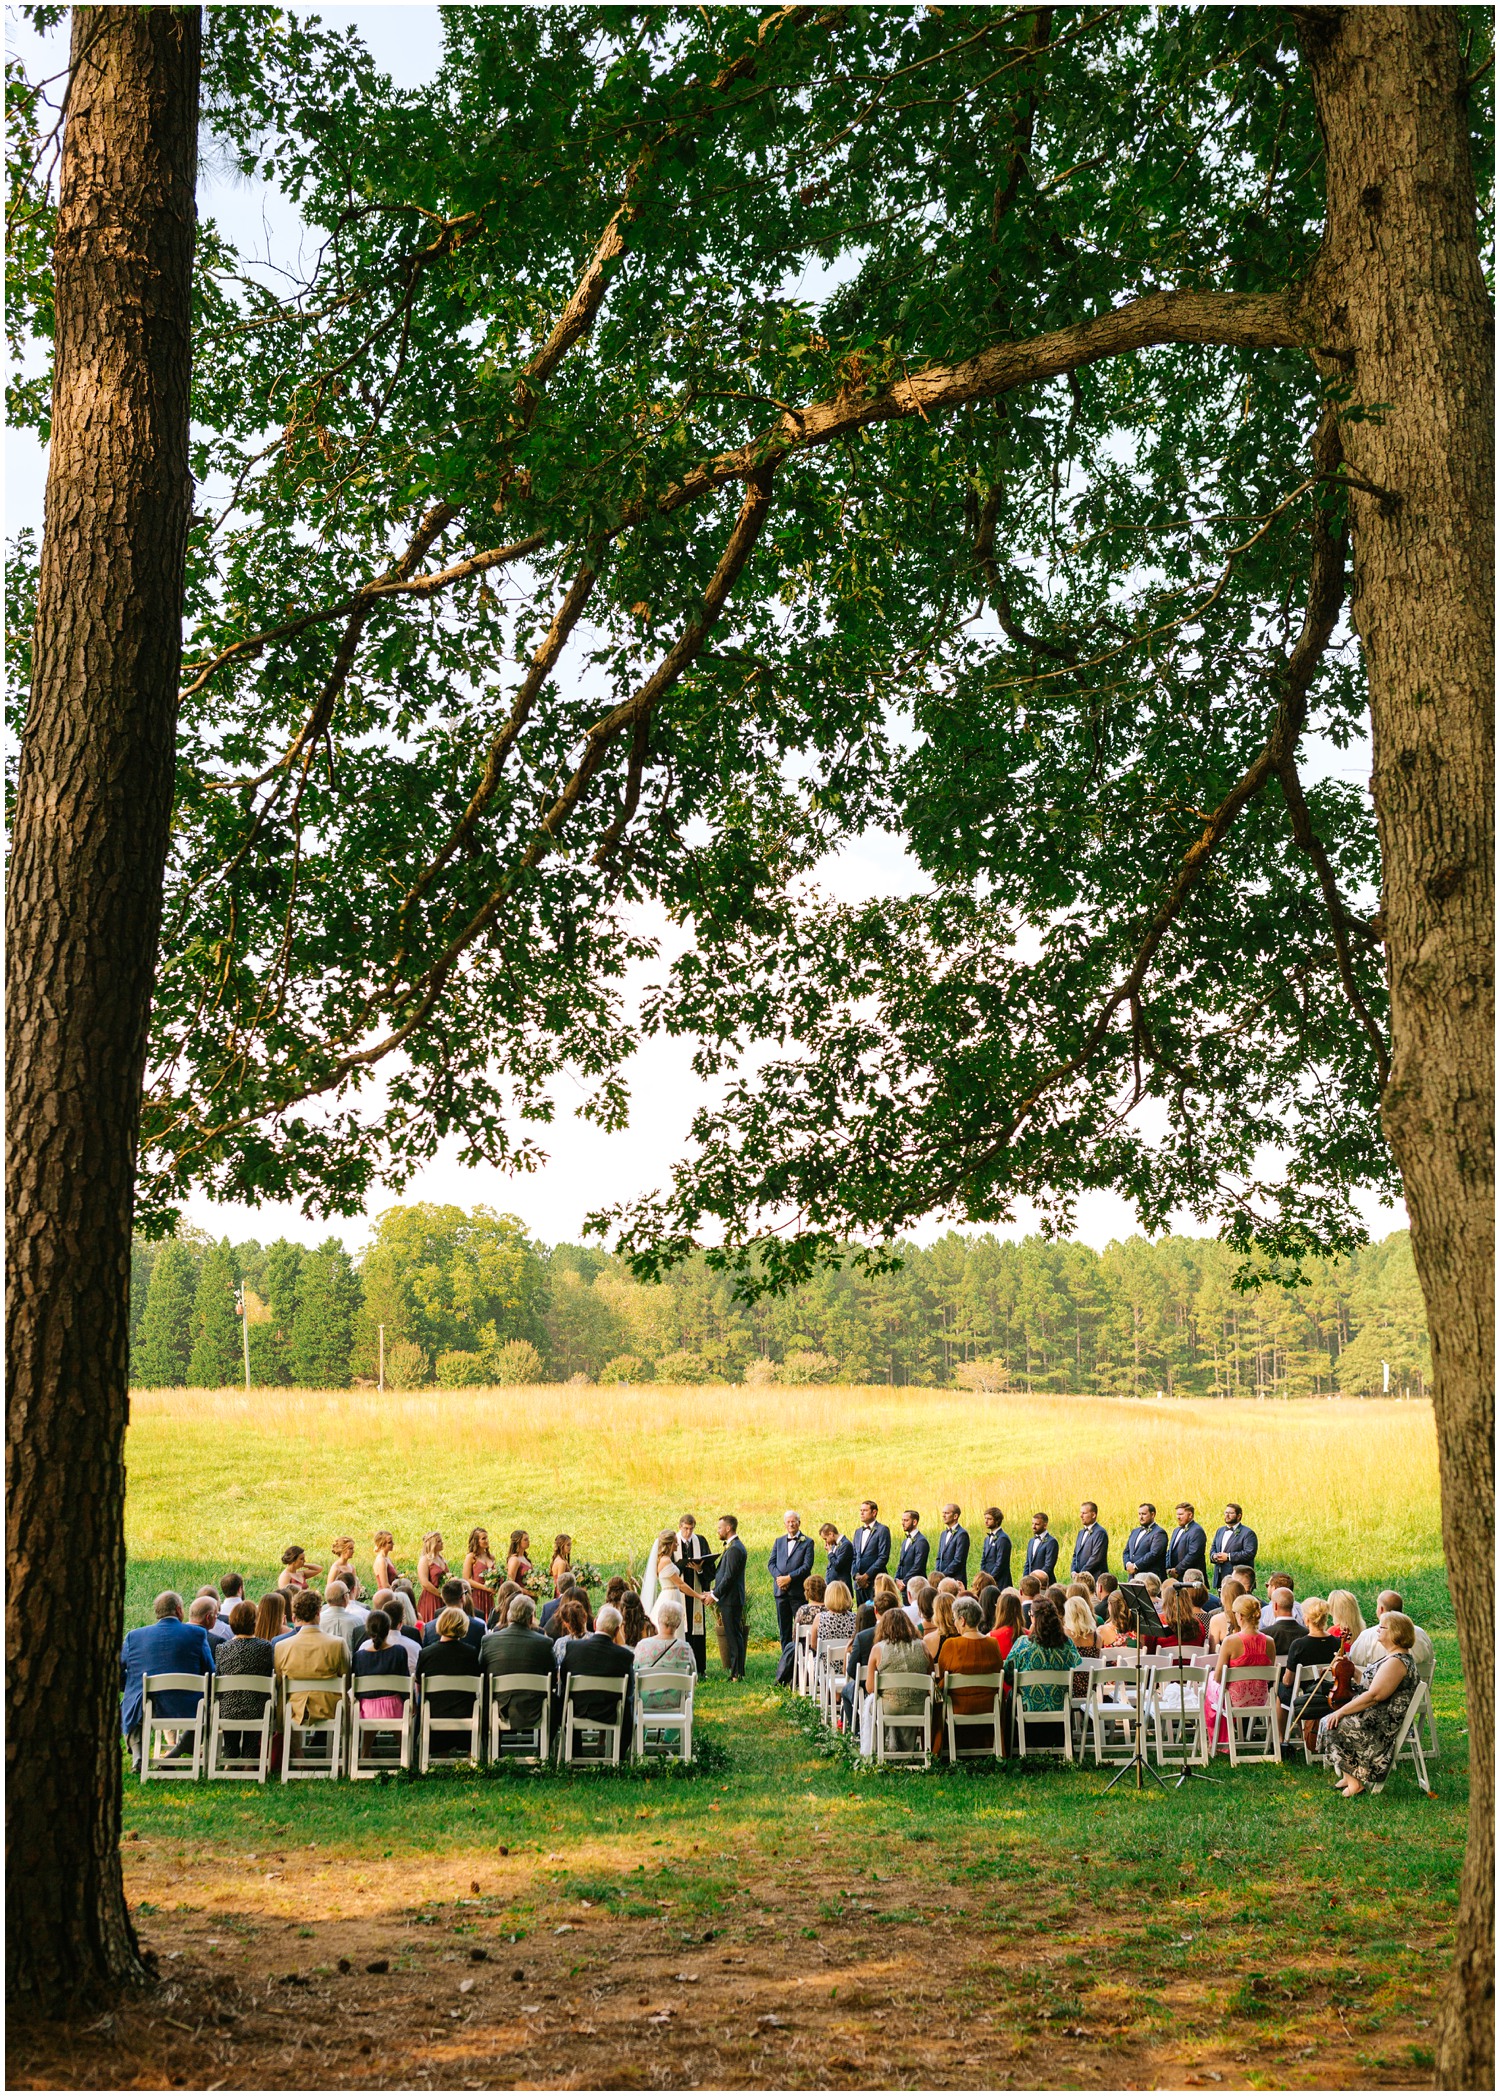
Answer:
[372,1529,400,1593]
[464,1527,497,1621]
[277,1544,321,1598]
[329,1535,362,1602]
[416,1531,448,1626]
[550,1533,573,1588]
[505,1528,534,1591]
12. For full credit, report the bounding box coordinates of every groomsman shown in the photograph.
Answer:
[820,1521,855,1592]
[1023,1512,1059,1581]
[1166,1501,1208,1579]
[672,1513,713,1677]
[851,1500,891,1605]
[706,1515,748,1681]
[768,1511,814,1648]
[1210,1504,1258,1589]
[1122,1502,1168,1581]
[895,1510,929,1591]
[1071,1502,1109,1578]
[935,1504,969,1585]
[980,1508,1013,1590]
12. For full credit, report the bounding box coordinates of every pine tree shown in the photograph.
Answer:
[187,1238,243,1388]
[289,1239,359,1387]
[132,1240,199,1387]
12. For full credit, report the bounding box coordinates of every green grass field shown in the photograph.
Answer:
[80,1386,1464,2091]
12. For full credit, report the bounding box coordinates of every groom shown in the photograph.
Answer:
[671,1513,713,1677]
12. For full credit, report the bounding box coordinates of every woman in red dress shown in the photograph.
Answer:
[416,1531,448,1625]
[464,1527,497,1621]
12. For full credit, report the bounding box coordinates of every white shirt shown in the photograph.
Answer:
[1349,1621,1435,1677]
[1260,1600,1307,1631]
[320,1605,366,1655]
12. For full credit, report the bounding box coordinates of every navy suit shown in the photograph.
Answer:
[1122,1523,1168,1580]
[120,1618,216,1740]
[768,1532,815,1647]
[895,1530,930,1588]
[1023,1531,1059,1580]
[712,1536,749,1679]
[1166,1520,1208,1578]
[1071,1523,1109,1578]
[825,1535,855,1592]
[851,1522,891,1601]
[980,1526,1013,1589]
[423,1612,485,1655]
[1210,1522,1258,1589]
[935,1524,969,1586]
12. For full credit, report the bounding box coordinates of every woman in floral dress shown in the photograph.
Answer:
[1322,1613,1422,1796]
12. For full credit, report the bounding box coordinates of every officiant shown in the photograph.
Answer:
[672,1512,714,1676]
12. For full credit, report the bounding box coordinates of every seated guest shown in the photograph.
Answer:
[351,1608,410,1737]
[482,1593,557,1737]
[549,1596,590,1667]
[556,1601,634,1745]
[217,1573,246,1626]
[1098,1591,1134,1649]
[1265,1583,1305,1660]
[1063,1595,1101,1658]
[488,1578,522,1629]
[1322,1612,1423,1796]
[618,1591,650,1648]
[1181,1569,1210,1619]
[423,1578,484,1653]
[1003,1598,1080,1751]
[990,1590,1024,1662]
[1093,1572,1119,1622]
[215,1600,276,1757]
[859,1606,933,1756]
[1203,1593,1274,1754]
[540,1575,578,1632]
[634,1595,698,1711]
[924,1590,960,1665]
[979,1584,1002,1634]
[809,1581,856,1654]
[935,1594,1004,1753]
[190,1593,231,1646]
[1349,1592,1435,1676]
[1017,1573,1043,1628]
[254,1590,295,1646]
[1139,1573,1163,1603]
[1259,1574,1306,1631]
[273,1589,348,1731]
[1207,1574,1248,1648]
[388,1579,420,1630]
[1156,1583,1207,1654]
[1065,1581,1092,1607]
[1326,1590,1367,1650]
[839,1604,879,1734]
[1278,1595,1342,1750]
[793,1575,827,1633]
[903,1577,928,1628]
[1045,1583,1070,1618]
[605,1575,630,1608]
[973,1571,998,1607]
[120,1592,217,1771]
[366,1588,421,1672]
[416,1607,482,1751]
[320,1580,366,1657]
[872,1573,902,1618]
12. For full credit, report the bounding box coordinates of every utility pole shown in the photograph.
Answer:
[378,1323,385,1393]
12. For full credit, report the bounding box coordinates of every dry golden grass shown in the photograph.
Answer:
[127,1382,1441,1584]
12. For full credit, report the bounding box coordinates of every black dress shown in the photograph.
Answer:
[216,1634,276,1754]
[417,1640,482,1750]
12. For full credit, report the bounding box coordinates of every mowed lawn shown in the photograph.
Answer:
[20,1387,1459,2091]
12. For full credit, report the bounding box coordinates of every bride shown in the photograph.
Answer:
[642,1530,690,1633]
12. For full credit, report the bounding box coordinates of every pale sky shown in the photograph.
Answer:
[5,4,1405,1259]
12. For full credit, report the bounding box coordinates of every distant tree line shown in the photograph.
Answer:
[130,1204,1429,1399]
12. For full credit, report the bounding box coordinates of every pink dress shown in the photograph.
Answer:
[416,1556,447,1624]
[1204,1631,1272,1751]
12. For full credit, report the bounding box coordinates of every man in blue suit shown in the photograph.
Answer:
[768,1511,815,1648]
[1122,1502,1169,1581]
[1023,1512,1059,1581]
[1210,1504,1258,1590]
[935,1504,969,1585]
[980,1508,1013,1590]
[851,1500,891,1605]
[895,1510,929,1592]
[820,1521,855,1593]
[1071,1502,1109,1579]
[120,1591,216,1770]
[1166,1501,1208,1579]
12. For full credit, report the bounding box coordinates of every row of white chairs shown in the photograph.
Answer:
[139,1666,696,1782]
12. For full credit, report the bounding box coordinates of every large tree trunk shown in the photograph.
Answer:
[1297,10,1494,2086]
[5,5,200,2011]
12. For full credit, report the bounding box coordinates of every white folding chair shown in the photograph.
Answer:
[1282,1660,1335,1763]
[141,1673,209,1781]
[1086,1653,1140,1765]
[488,1671,552,1763]
[634,1668,695,1763]
[1370,1681,1435,1795]
[418,1675,483,1772]
[817,1640,852,1727]
[206,1674,276,1781]
[559,1674,627,1766]
[793,1619,815,1696]
[280,1676,346,1780]
[1150,1662,1210,1766]
[941,1668,1003,1762]
[1415,1656,1439,1758]
[874,1680,934,1767]
[349,1676,414,1776]
[1221,1665,1281,1764]
[1013,1671,1075,1761]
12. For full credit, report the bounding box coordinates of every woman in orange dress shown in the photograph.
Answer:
[372,1530,400,1593]
[464,1528,497,1621]
[416,1531,448,1626]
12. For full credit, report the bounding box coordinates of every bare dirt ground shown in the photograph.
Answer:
[8,1837,1442,2089]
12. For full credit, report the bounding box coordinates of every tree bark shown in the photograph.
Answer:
[5,5,200,2011]
[1296,11,1494,2086]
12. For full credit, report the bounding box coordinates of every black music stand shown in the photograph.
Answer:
[1099,1583,1169,1795]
